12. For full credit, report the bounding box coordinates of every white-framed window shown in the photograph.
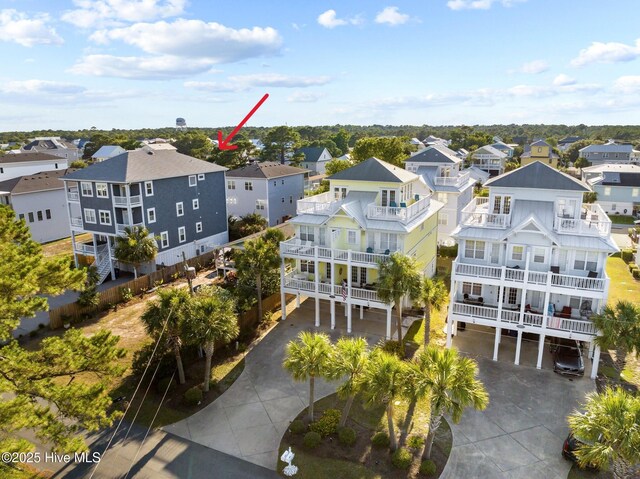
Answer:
[511,245,524,261]
[147,208,156,223]
[256,199,266,210]
[178,226,186,243]
[462,282,482,296]
[464,240,485,259]
[192,198,199,210]
[300,260,315,274]
[334,187,347,200]
[81,182,93,197]
[574,251,598,271]
[612,204,617,212]
[282,179,285,185]
[145,181,153,196]
[379,233,398,251]
[96,183,108,198]
[176,202,184,217]
[99,210,111,225]
[438,213,448,225]
[533,247,546,264]
[347,230,358,245]
[300,225,314,242]
[227,197,237,204]
[196,222,203,233]
[84,208,96,224]
[189,175,197,187]
[437,192,448,203]
[507,287,518,305]
[245,181,253,191]
[37,211,43,221]
[604,187,611,196]
[227,180,236,190]
[492,195,512,214]
[197,173,205,181]
[381,189,397,207]
[160,231,169,248]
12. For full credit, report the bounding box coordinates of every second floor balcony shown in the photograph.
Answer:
[280,238,390,266]
[67,187,79,202]
[113,194,142,207]
[433,171,471,188]
[460,197,511,229]
[553,203,611,236]
[116,221,144,235]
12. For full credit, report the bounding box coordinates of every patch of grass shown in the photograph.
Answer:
[607,214,636,225]
[567,464,612,479]
[598,365,620,380]
[0,464,51,478]
[279,447,382,479]
[41,233,91,259]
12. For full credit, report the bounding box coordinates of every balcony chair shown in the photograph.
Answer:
[384,249,390,255]
[587,270,598,278]
[400,202,407,208]
[366,247,374,254]
[390,201,397,208]
[550,266,560,274]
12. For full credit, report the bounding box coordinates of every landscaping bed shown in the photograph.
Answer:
[278,393,452,479]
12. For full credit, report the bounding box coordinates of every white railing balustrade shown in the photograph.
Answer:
[297,192,342,215]
[551,273,606,292]
[433,171,471,187]
[366,196,431,224]
[460,197,511,228]
[116,222,144,234]
[553,203,611,236]
[70,217,82,227]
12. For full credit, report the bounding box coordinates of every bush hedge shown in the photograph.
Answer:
[289,420,306,435]
[438,244,458,258]
[407,435,425,449]
[633,269,640,280]
[391,447,413,469]
[621,249,634,263]
[420,459,437,476]
[303,431,322,449]
[371,431,390,448]
[629,263,637,273]
[337,426,357,446]
[184,386,203,406]
[309,409,341,437]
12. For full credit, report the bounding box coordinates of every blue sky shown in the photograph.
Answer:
[1,0,640,130]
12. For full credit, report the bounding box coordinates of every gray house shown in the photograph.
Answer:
[579,141,640,166]
[582,164,640,217]
[0,169,75,243]
[21,137,81,161]
[295,147,332,175]
[0,152,69,181]
[226,161,307,226]
[62,149,228,283]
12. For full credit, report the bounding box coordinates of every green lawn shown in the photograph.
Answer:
[0,464,50,479]
[607,214,637,225]
[281,449,383,479]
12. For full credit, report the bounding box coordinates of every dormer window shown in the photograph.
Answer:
[334,187,347,200]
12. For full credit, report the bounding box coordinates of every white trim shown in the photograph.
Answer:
[196,221,203,233]
[98,209,112,225]
[160,231,169,248]
[197,173,205,181]
[176,202,184,217]
[84,208,96,224]
[145,181,154,196]
[188,175,197,187]
[147,207,156,224]
[80,182,93,197]
[192,198,199,210]
[178,226,186,243]
[96,182,109,198]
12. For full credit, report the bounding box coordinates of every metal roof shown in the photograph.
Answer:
[329,157,418,183]
[404,145,461,165]
[485,161,589,191]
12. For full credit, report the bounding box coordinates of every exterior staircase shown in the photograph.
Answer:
[92,245,112,285]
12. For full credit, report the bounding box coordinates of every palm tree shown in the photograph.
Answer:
[188,286,239,392]
[114,225,158,279]
[592,300,640,372]
[418,277,448,346]
[362,350,408,450]
[325,337,370,427]
[376,252,422,355]
[408,346,488,459]
[141,287,192,384]
[283,332,332,422]
[235,236,281,323]
[568,387,640,478]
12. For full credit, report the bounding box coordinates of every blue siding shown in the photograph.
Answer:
[266,173,305,225]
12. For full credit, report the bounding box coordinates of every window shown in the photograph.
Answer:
[511,245,524,261]
[507,287,518,305]
[633,188,639,197]
[99,210,111,225]
[96,183,108,198]
[176,202,184,217]
[0,167,3,173]
[37,211,43,221]
[256,199,266,210]
[18,213,24,220]
[227,197,237,204]
[347,230,358,245]
[145,181,153,196]
[537,147,542,153]
[178,226,186,243]
[437,193,448,203]
[192,198,199,210]
[300,260,315,274]
[569,297,581,309]
[289,195,293,204]
[45,209,51,220]
[197,173,205,181]
[160,231,169,248]
[464,240,485,259]
[55,163,58,169]
[281,197,285,203]
[574,251,598,271]
[326,264,332,280]
[282,180,284,185]
[462,282,482,296]
[379,233,398,251]
[28,212,34,222]
[244,181,253,191]
[300,225,314,242]
[492,195,511,214]
[227,180,236,190]
[189,175,197,187]
[334,187,347,199]
[612,204,617,212]
[147,208,156,223]
[438,213,448,225]
[604,187,611,196]
[533,247,546,264]
[81,182,93,197]
[84,208,96,224]
[274,181,277,186]
[381,189,397,207]
[196,222,203,233]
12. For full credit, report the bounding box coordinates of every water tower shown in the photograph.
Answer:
[176,117,187,130]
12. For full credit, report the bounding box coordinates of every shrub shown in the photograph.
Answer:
[303,431,322,449]
[289,420,306,435]
[38,323,45,329]
[29,330,37,338]
[184,386,203,406]
[407,435,425,449]
[121,287,133,303]
[131,342,174,379]
[633,269,640,280]
[420,459,437,476]
[392,448,413,470]
[381,340,402,357]
[310,409,341,437]
[621,249,634,263]
[371,431,390,448]
[629,263,637,273]
[337,426,357,446]
[438,244,458,258]
[156,376,175,394]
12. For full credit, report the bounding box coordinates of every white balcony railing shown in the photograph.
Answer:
[113,195,142,207]
[75,243,95,255]
[280,238,390,266]
[67,188,79,202]
[70,217,82,227]
[282,272,383,304]
[460,197,511,229]
[297,191,342,215]
[366,195,431,224]
[553,203,611,236]
[116,221,144,234]
[433,171,471,188]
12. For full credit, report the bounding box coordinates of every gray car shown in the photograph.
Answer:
[552,338,584,376]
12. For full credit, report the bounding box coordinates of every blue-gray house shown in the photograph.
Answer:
[62,148,228,283]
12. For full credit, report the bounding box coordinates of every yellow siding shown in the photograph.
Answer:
[326,212,364,250]
[403,214,438,273]
[521,157,559,169]
[330,179,402,194]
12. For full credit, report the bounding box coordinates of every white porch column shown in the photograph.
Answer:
[296,292,300,308]
[347,305,352,334]
[71,230,79,268]
[497,267,506,332]
[107,238,116,280]
[536,333,546,369]
[386,306,392,340]
[588,341,595,359]
[519,252,531,326]
[493,328,501,361]
[315,297,320,328]
[280,260,287,320]
[446,275,456,348]
[346,250,352,323]
[360,305,363,320]
[590,345,601,379]
[314,247,319,327]
[330,298,336,329]
[514,329,523,365]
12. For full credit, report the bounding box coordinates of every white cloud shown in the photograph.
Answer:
[287,91,324,103]
[317,9,362,28]
[571,39,640,67]
[69,54,218,79]
[613,76,640,94]
[0,80,85,95]
[447,0,525,10]
[184,74,331,92]
[62,0,186,28]
[375,6,410,26]
[89,19,282,63]
[553,74,576,86]
[519,60,549,74]
[0,9,63,47]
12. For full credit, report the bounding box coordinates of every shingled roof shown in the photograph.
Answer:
[226,161,307,179]
[0,168,76,195]
[0,152,62,164]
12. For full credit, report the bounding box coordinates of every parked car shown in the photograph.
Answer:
[551,338,584,376]
[562,433,598,470]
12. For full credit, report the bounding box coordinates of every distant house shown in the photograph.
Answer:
[92,145,126,162]
[250,139,265,151]
[582,164,640,217]
[456,148,469,160]
[226,162,307,226]
[295,147,332,175]
[490,141,515,158]
[409,138,426,151]
[557,136,583,152]
[0,152,69,182]
[404,145,475,245]
[579,141,640,166]
[21,137,81,161]
[471,145,508,176]
[0,169,75,243]
[422,135,449,147]
[521,140,560,169]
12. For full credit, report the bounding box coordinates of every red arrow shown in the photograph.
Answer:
[217,93,269,151]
